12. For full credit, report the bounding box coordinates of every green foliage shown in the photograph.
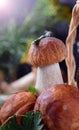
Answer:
[1,116,20,130]
[0,111,44,130]
[22,0,58,38]
[21,111,43,130]
[28,85,37,94]
[50,0,71,22]
[0,20,26,65]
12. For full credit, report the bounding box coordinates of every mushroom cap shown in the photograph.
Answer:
[34,84,79,130]
[0,92,37,125]
[28,37,67,67]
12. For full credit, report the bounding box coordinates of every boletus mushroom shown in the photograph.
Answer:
[0,92,37,125]
[28,33,67,94]
[35,84,79,130]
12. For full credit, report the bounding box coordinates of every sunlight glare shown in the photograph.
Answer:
[0,0,7,9]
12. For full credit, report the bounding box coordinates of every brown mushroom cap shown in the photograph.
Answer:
[28,37,67,67]
[0,92,37,125]
[34,84,79,130]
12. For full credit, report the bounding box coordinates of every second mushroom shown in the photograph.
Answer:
[28,34,67,94]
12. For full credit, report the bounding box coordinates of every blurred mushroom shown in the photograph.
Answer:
[28,33,67,94]
[0,92,37,125]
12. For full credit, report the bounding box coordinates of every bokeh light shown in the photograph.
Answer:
[0,0,8,9]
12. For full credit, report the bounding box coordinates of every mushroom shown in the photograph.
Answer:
[0,92,37,125]
[34,84,79,130]
[28,33,67,94]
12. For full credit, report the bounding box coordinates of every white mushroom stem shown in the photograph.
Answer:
[35,63,63,94]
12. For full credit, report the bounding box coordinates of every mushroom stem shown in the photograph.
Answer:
[35,63,63,94]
